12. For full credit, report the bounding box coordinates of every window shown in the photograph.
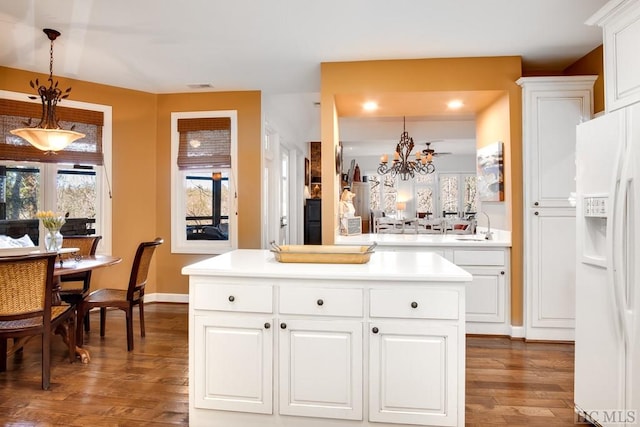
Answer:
[368,174,399,214]
[438,173,477,216]
[171,110,237,254]
[415,174,435,215]
[368,172,477,218]
[0,90,112,252]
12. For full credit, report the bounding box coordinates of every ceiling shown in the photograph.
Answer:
[0,0,609,153]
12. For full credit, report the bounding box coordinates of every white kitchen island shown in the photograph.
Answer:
[183,249,472,427]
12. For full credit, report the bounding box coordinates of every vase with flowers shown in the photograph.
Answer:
[36,211,66,252]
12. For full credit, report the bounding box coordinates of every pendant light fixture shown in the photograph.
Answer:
[377,117,435,180]
[10,28,85,153]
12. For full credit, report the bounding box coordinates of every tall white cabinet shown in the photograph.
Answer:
[517,76,596,341]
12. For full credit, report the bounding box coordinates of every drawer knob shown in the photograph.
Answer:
[317,299,324,306]
[411,301,418,309]
[372,327,379,334]
[501,271,505,275]
[280,322,287,329]
[264,322,271,329]
[534,211,539,216]
[534,201,539,206]
[228,295,235,302]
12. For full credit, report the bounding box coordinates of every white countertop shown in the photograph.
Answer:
[182,249,472,283]
[335,227,511,248]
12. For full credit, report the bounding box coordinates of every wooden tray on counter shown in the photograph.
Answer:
[270,242,376,264]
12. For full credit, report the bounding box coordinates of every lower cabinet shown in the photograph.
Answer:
[526,209,577,340]
[193,315,273,414]
[463,266,508,333]
[378,245,511,335]
[190,279,465,426]
[369,322,459,427]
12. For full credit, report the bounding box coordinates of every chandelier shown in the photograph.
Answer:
[10,28,85,153]
[377,117,435,180]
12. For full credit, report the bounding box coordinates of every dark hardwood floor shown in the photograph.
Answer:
[0,304,580,426]
[466,336,577,426]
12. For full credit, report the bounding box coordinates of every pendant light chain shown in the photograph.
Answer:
[49,36,54,82]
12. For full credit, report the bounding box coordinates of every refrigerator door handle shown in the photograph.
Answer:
[620,146,636,350]
[608,135,629,345]
[613,141,633,348]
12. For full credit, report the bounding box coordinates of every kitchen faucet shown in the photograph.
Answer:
[480,211,493,240]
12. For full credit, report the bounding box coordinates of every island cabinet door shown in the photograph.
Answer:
[369,322,459,427]
[194,315,273,414]
[278,319,363,420]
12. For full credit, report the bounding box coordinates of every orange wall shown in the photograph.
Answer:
[321,56,525,324]
[0,66,262,295]
[155,92,262,294]
[564,45,605,114]
[476,92,524,325]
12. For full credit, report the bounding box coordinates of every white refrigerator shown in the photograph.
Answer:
[575,103,640,426]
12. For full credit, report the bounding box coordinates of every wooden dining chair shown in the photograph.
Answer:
[76,238,163,351]
[0,253,76,390]
[59,235,102,332]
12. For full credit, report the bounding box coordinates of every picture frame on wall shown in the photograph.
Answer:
[477,142,504,201]
[304,157,310,186]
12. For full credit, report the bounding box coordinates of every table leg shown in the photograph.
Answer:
[54,324,90,364]
[52,277,91,364]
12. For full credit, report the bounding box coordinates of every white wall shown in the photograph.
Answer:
[262,93,320,245]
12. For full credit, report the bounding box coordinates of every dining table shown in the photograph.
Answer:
[53,254,122,363]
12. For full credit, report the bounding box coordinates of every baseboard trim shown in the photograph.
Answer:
[146,293,188,304]
[510,325,525,338]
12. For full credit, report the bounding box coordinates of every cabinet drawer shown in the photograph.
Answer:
[453,249,504,266]
[370,288,459,320]
[280,287,363,317]
[193,283,273,313]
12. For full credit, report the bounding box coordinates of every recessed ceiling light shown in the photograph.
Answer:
[447,100,464,109]
[363,101,378,111]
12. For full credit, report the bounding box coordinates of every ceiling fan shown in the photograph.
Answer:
[421,141,452,158]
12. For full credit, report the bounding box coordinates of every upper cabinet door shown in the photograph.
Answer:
[588,0,640,112]
[518,77,596,208]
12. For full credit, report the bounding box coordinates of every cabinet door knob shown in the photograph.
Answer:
[280,322,287,329]
[264,322,271,329]
[411,301,418,309]
[534,201,539,206]
[501,271,505,275]
[372,327,379,334]
[316,299,324,306]
[534,211,539,216]
[228,295,235,302]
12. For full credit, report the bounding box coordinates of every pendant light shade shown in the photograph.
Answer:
[10,127,85,152]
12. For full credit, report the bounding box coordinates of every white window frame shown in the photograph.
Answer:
[170,110,238,254]
[0,90,113,255]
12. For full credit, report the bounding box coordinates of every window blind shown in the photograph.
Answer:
[0,98,104,165]
[177,117,231,170]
